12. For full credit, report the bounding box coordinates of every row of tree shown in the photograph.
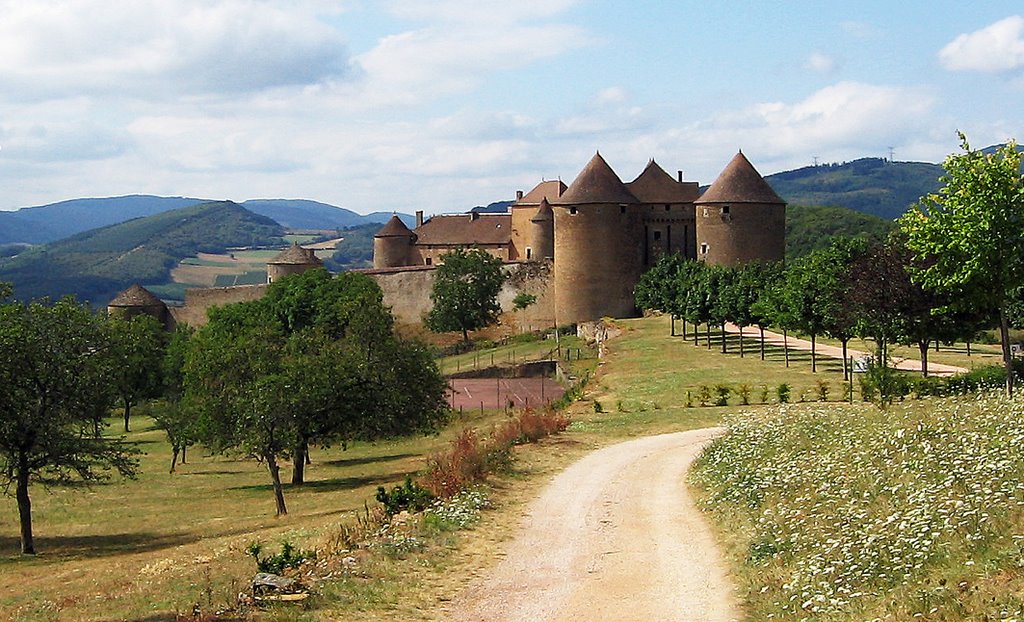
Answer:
[0,269,451,554]
[635,136,1024,392]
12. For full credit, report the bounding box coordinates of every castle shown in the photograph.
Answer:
[371,151,785,327]
[109,151,785,332]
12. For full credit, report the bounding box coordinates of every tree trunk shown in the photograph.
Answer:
[170,445,180,474]
[670,315,675,336]
[738,325,744,358]
[919,340,930,377]
[681,318,686,339]
[291,438,308,485]
[967,341,972,356]
[783,329,790,368]
[181,444,186,464]
[721,322,727,354]
[694,322,699,346]
[462,327,469,342]
[706,323,711,348]
[811,333,817,373]
[759,326,765,361]
[17,455,34,554]
[123,397,131,433]
[266,452,288,516]
[1000,305,1014,398]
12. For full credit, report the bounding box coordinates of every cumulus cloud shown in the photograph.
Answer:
[939,15,1024,72]
[0,1,351,102]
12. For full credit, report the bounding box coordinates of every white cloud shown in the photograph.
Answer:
[595,87,627,105]
[0,1,351,102]
[939,15,1024,72]
[803,52,837,74]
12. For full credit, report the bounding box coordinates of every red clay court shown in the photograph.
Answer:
[448,378,565,411]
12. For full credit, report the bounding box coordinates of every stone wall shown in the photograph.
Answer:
[169,283,269,327]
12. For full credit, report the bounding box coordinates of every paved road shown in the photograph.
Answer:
[447,429,738,622]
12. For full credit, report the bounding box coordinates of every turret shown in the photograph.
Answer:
[529,197,554,260]
[373,215,417,268]
[107,284,171,329]
[694,151,786,266]
[267,243,323,283]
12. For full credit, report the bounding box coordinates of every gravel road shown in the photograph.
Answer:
[448,428,738,622]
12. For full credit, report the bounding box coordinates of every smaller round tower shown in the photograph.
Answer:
[373,215,417,268]
[529,197,554,261]
[267,243,323,283]
[107,284,170,328]
[694,151,786,266]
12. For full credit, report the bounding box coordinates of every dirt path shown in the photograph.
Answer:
[723,324,967,377]
[447,428,738,622]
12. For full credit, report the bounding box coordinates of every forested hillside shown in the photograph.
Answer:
[0,201,284,305]
[786,204,895,258]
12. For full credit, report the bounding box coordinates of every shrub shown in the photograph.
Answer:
[816,379,830,402]
[859,359,911,408]
[737,384,751,406]
[685,390,694,408]
[376,475,435,516]
[246,540,315,575]
[776,383,791,404]
[698,385,712,407]
[593,400,604,413]
[714,384,731,407]
[759,385,770,404]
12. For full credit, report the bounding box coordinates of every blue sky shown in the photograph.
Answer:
[1,1,1022,215]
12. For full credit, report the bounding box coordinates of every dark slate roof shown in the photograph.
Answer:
[109,284,165,308]
[555,152,638,205]
[517,180,567,204]
[414,214,512,246]
[374,215,414,238]
[268,243,323,265]
[695,151,785,205]
[626,159,700,203]
[530,198,554,222]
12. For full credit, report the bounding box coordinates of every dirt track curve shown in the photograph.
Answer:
[448,428,738,622]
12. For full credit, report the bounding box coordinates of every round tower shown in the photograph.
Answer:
[694,151,786,266]
[267,243,323,283]
[373,215,417,268]
[107,284,170,328]
[529,197,554,261]
[553,152,644,325]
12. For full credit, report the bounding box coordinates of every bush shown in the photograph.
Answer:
[776,383,791,404]
[714,384,731,407]
[738,384,751,406]
[759,385,770,404]
[376,475,435,516]
[859,359,911,407]
[246,540,315,575]
[816,379,830,402]
[698,385,712,407]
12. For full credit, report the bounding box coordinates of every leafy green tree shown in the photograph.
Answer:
[108,314,166,432]
[0,292,139,554]
[425,248,506,341]
[154,325,196,473]
[901,134,1024,395]
[779,248,848,372]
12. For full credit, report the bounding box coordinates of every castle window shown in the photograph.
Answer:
[700,243,709,255]
[570,206,577,215]
[653,230,662,241]
[526,247,533,260]
[721,205,731,216]
[426,257,432,265]
[620,205,626,214]
[702,208,709,217]
[665,204,671,211]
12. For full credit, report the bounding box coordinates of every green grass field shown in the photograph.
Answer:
[2,314,1019,621]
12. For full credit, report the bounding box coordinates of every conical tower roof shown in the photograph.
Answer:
[555,152,638,205]
[268,242,323,265]
[626,159,699,203]
[696,151,785,205]
[109,284,164,308]
[374,215,414,237]
[530,198,554,222]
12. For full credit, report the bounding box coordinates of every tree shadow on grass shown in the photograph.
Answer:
[0,531,195,562]
[229,470,411,494]
[322,452,417,468]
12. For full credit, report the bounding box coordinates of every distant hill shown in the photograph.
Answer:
[0,195,412,245]
[0,201,284,305]
[786,204,895,259]
[766,158,945,221]
[471,200,514,214]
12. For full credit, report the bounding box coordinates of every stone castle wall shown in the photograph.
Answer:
[169,284,269,327]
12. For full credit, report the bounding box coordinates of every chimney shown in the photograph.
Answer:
[678,170,684,182]
[471,211,480,221]
[516,190,524,201]
[415,210,424,228]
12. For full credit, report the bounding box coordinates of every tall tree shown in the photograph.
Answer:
[425,248,506,341]
[108,314,166,432]
[0,292,139,554]
[901,135,1024,395]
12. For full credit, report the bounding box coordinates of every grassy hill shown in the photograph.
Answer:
[766,158,944,220]
[0,201,284,305]
[786,204,895,258]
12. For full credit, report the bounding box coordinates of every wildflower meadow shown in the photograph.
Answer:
[692,392,1024,621]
